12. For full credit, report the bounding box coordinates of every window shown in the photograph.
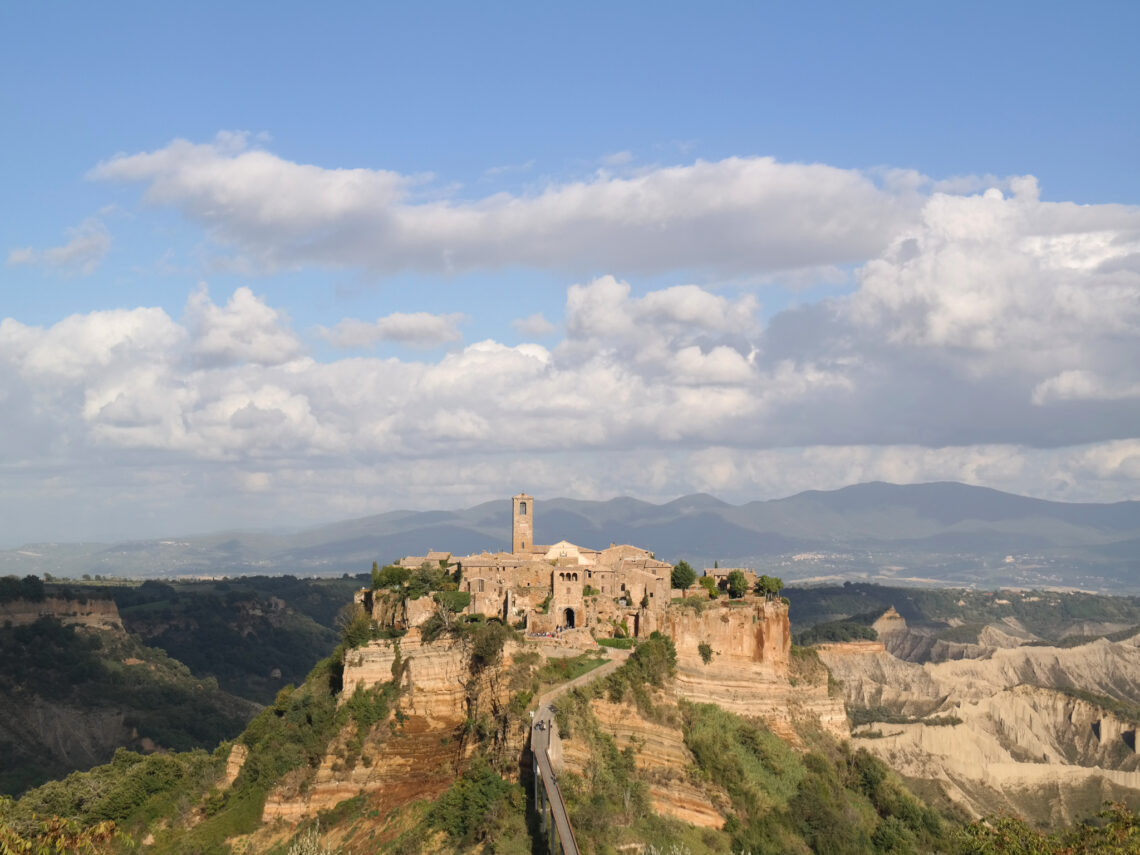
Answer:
[479,580,485,593]
[519,502,527,515]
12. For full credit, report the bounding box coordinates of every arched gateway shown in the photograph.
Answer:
[563,608,575,629]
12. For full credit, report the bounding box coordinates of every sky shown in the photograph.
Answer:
[2,1,1139,546]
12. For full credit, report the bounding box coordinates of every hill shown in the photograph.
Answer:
[0,600,258,796]
[2,482,1139,591]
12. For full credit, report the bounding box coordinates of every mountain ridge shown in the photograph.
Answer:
[3,481,1139,591]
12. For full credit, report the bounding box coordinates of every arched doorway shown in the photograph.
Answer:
[563,608,575,629]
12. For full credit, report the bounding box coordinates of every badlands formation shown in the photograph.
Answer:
[819,607,1140,824]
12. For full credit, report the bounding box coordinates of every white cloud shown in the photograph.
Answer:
[1032,370,1140,405]
[321,311,465,349]
[599,150,634,168]
[512,313,557,337]
[848,181,1140,353]
[91,133,919,276]
[565,276,760,341]
[7,155,1140,539]
[185,284,303,366]
[7,217,111,275]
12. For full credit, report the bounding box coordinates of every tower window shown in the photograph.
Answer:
[520,502,527,515]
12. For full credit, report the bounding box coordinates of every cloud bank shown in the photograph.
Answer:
[91,132,920,276]
[4,140,1140,542]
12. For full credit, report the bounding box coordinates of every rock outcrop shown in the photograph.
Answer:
[0,596,123,631]
[263,630,530,825]
[666,600,848,741]
[560,698,728,829]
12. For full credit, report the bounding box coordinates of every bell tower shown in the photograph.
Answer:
[512,493,533,554]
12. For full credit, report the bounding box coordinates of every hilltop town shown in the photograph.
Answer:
[361,493,686,638]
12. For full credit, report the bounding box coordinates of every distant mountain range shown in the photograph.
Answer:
[3,482,1140,591]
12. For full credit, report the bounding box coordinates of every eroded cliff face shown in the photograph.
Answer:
[665,599,790,670]
[263,631,529,827]
[0,596,123,631]
[666,600,848,741]
[873,607,1038,664]
[560,697,729,829]
[820,633,1140,822]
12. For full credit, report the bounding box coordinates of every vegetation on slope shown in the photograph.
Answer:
[109,576,361,704]
[0,617,255,796]
[785,582,1140,643]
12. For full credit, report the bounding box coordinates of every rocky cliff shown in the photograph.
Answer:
[666,599,847,741]
[262,630,529,827]
[0,596,123,631]
[560,696,729,829]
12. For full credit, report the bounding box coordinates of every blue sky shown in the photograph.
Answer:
[2,1,1139,544]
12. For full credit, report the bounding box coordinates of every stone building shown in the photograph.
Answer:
[393,493,674,637]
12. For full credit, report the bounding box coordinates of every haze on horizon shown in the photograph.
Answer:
[2,2,1139,547]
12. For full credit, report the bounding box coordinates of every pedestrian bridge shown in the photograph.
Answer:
[528,651,628,855]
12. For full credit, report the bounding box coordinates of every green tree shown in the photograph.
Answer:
[754,574,785,598]
[698,575,719,599]
[372,565,410,590]
[671,561,697,590]
[726,570,749,599]
[433,590,471,631]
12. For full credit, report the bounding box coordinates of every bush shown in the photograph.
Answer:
[434,590,471,615]
[698,642,713,665]
[429,757,514,843]
[468,621,511,672]
[371,565,410,590]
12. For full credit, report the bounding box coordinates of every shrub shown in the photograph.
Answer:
[429,757,514,843]
[371,565,410,590]
[698,642,713,665]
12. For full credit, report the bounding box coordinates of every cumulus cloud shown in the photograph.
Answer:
[321,311,465,349]
[7,217,111,275]
[184,285,303,366]
[849,181,1140,353]
[90,132,918,276]
[565,276,759,340]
